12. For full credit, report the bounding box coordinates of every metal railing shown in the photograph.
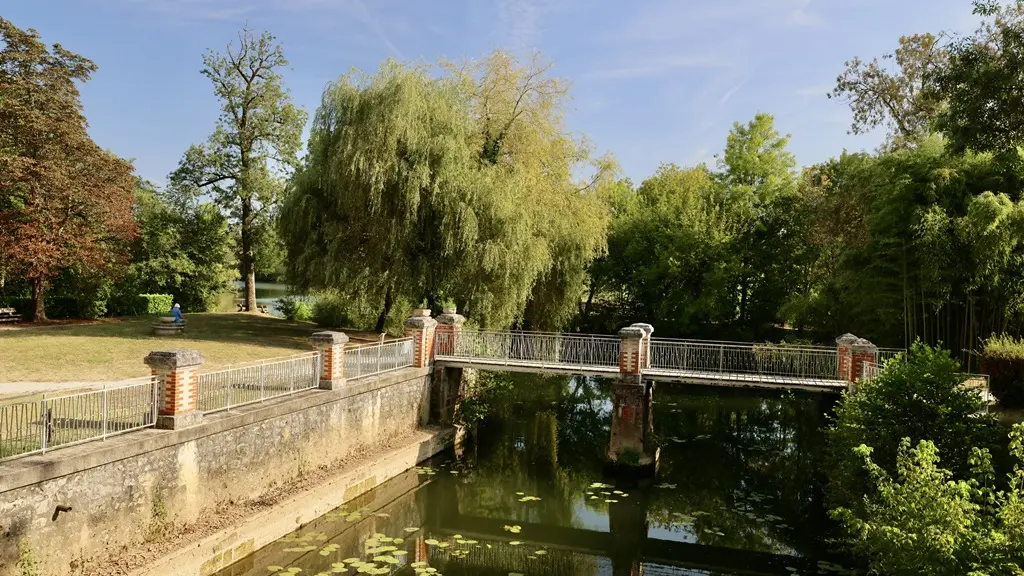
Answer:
[1,376,158,461]
[875,348,905,365]
[648,339,842,384]
[344,338,415,380]
[196,352,320,414]
[433,330,621,370]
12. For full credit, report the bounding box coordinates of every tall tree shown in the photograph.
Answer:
[0,18,136,320]
[282,52,610,332]
[830,33,948,148]
[935,0,1024,157]
[170,27,306,312]
[717,113,802,334]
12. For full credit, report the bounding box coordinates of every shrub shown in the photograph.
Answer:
[310,291,410,334]
[277,296,312,322]
[138,294,175,315]
[831,425,1024,575]
[311,292,351,328]
[826,341,999,511]
[982,335,1024,408]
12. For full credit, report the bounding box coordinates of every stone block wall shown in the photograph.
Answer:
[0,367,433,576]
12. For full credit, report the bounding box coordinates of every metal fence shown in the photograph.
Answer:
[344,338,415,380]
[196,352,320,414]
[875,348,905,365]
[648,339,842,384]
[1,376,158,461]
[434,330,621,370]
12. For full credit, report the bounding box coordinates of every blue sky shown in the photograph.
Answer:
[8,0,980,185]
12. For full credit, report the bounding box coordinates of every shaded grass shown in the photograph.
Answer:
[0,313,376,383]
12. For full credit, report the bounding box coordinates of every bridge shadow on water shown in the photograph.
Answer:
[216,372,858,576]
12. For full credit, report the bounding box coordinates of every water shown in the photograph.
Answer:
[232,281,293,316]
[215,373,856,576]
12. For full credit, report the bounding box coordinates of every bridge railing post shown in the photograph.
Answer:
[435,308,465,358]
[404,310,437,369]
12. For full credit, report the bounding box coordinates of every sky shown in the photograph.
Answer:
[6,0,982,185]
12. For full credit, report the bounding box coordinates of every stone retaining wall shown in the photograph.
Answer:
[0,367,433,576]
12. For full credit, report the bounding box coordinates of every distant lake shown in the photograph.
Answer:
[231,281,294,317]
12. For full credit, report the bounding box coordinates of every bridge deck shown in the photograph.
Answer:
[433,357,848,392]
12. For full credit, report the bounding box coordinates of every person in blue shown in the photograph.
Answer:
[170,303,184,324]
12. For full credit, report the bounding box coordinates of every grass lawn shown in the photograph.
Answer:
[0,313,383,384]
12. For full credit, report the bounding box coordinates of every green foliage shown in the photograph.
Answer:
[276,296,311,322]
[454,371,515,428]
[616,447,642,467]
[133,294,174,316]
[935,1,1024,155]
[111,181,236,313]
[827,341,998,511]
[592,113,805,338]
[831,425,1024,575]
[309,291,408,334]
[983,335,1024,408]
[281,51,611,332]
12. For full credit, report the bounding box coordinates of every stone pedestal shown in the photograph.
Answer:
[629,323,654,370]
[434,309,465,357]
[836,333,858,382]
[144,349,204,430]
[309,331,349,390]
[850,338,878,383]
[618,326,647,374]
[405,312,438,368]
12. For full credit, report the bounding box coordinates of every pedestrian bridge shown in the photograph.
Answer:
[432,329,894,392]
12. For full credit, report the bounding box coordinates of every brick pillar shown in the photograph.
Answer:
[309,331,349,390]
[144,349,204,429]
[434,308,465,357]
[836,333,858,382]
[850,338,877,383]
[618,326,646,374]
[629,323,654,370]
[405,311,438,368]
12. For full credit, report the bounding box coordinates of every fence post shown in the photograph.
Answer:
[836,334,858,382]
[102,384,108,440]
[718,344,725,374]
[435,308,465,358]
[850,338,877,384]
[309,331,349,390]
[404,311,438,369]
[629,324,654,369]
[39,395,47,453]
[145,350,205,430]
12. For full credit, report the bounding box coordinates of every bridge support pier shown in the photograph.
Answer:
[608,374,659,474]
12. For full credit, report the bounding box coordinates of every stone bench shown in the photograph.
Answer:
[152,316,186,336]
[0,307,22,323]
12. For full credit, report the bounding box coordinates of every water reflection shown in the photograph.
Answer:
[216,374,855,576]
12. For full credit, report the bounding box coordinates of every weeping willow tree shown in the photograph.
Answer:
[281,51,611,331]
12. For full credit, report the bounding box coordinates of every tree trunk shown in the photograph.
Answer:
[32,277,47,322]
[240,198,257,312]
[375,285,394,334]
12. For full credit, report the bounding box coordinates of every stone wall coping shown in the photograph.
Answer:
[629,323,655,337]
[144,349,204,370]
[309,331,350,346]
[835,333,859,346]
[435,313,466,326]
[618,326,646,339]
[0,366,432,494]
[405,316,439,329]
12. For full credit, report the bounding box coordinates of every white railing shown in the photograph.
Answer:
[0,376,158,461]
[344,338,415,380]
[875,348,905,365]
[434,330,621,370]
[648,339,842,384]
[196,352,320,414]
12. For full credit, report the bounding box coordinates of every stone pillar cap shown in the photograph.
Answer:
[836,333,859,345]
[629,323,654,337]
[145,349,204,370]
[850,338,877,351]
[309,331,349,346]
[436,313,466,326]
[619,326,646,339]
[405,316,438,329]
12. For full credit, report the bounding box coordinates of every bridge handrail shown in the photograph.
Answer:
[650,337,835,351]
[434,330,620,368]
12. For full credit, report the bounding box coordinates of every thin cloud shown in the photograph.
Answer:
[585,55,732,81]
[787,1,824,28]
[496,0,542,49]
[720,77,749,104]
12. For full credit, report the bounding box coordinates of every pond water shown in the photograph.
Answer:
[232,281,293,316]
[215,373,858,576]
